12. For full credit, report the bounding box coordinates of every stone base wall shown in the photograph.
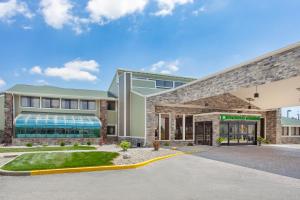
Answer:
[118,137,145,147]
[280,137,300,144]
[106,136,118,144]
[265,109,282,144]
[12,138,100,146]
[100,100,108,144]
[3,93,13,145]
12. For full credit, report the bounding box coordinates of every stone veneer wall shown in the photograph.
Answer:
[118,136,145,147]
[194,114,220,146]
[146,44,300,145]
[100,100,108,144]
[265,109,282,144]
[3,93,13,145]
[281,137,300,144]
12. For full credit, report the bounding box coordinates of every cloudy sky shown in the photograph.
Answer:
[0,0,300,116]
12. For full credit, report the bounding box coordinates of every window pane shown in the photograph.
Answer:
[80,100,88,110]
[160,114,170,140]
[107,101,116,110]
[107,126,116,135]
[42,98,51,108]
[88,101,96,110]
[70,100,78,109]
[185,115,193,140]
[155,114,159,140]
[51,99,60,108]
[175,115,183,140]
[156,80,173,88]
[21,97,30,107]
[61,99,70,109]
[175,81,185,87]
[31,97,40,108]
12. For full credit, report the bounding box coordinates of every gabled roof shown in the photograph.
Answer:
[6,84,116,100]
[281,117,300,126]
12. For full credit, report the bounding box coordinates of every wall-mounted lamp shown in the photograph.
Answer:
[254,85,259,98]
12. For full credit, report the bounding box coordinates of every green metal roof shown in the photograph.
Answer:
[117,68,197,82]
[281,117,300,126]
[132,87,168,96]
[6,84,116,100]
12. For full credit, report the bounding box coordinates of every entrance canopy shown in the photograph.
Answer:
[15,113,101,129]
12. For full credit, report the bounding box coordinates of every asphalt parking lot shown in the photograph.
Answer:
[0,145,300,200]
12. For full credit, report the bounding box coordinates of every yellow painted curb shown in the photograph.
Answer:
[30,152,184,176]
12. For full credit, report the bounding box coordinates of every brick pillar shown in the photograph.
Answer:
[100,100,108,145]
[265,109,282,144]
[3,93,13,145]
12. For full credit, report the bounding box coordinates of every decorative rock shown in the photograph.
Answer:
[123,153,131,159]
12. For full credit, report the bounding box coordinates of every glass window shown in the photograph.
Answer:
[155,114,159,140]
[42,98,60,108]
[282,127,289,136]
[160,114,170,140]
[107,101,116,111]
[156,80,173,88]
[107,125,116,135]
[80,100,96,110]
[175,115,183,140]
[21,96,40,108]
[185,115,193,140]
[174,81,185,87]
[62,99,78,109]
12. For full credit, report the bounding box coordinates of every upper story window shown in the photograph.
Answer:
[42,98,60,109]
[156,80,173,89]
[21,96,40,108]
[61,99,78,109]
[107,101,116,111]
[174,81,185,88]
[80,100,96,110]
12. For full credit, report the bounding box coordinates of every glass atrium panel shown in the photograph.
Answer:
[15,113,101,138]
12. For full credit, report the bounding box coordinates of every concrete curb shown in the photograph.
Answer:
[0,152,184,176]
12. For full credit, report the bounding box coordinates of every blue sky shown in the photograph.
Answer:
[0,0,300,117]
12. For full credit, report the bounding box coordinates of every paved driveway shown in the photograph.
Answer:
[1,146,300,200]
[196,145,300,179]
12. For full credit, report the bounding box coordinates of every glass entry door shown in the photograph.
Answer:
[195,121,212,145]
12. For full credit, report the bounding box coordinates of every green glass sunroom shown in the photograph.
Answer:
[14,113,101,138]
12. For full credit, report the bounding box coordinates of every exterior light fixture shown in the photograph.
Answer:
[246,97,254,110]
[296,87,300,91]
[204,102,209,107]
[254,86,259,98]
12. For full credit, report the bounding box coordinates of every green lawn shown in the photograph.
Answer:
[0,146,96,153]
[1,151,119,171]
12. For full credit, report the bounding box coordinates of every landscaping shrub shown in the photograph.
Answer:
[187,142,194,146]
[216,137,225,146]
[60,142,65,147]
[87,141,91,146]
[73,143,79,147]
[26,143,32,147]
[120,140,131,151]
[164,142,170,146]
[153,140,160,151]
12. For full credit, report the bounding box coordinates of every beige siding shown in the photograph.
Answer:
[0,95,4,131]
[108,73,118,97]
[130,92,145,137]
[107,110,117,124]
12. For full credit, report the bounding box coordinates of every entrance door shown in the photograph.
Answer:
[195,121,212,145]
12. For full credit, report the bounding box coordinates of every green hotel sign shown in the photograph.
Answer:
[220,114,261,121]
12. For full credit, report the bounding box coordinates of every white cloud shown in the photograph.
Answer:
[39,0,73,29]
[36,79,49,85]
[192,6,206,16]
[150,59,179,74]
[86,0,148,23]
[22,25,32,30]
[0,0,33,22]
[0,78,6,87]
[44,59,99,81]
[154,0,193,16]
[30,65,42,74]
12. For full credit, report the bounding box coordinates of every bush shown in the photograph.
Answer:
[153,140,160,151]
[26,143,32,147]
[164,142,170,146]
[73,143,79,147]
[87,141,91,146]
[187,142,194,146]
[216,137,225,145]
[120,140,131,151]
[42,144,48,147]
[60,142,65,147]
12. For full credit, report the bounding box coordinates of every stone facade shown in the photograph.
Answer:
[146,44,300,146]
[118,136,145,147]
[100,100,108,144]
[281,137,300,144]
[265,109,282,144]
[3,93,13,145]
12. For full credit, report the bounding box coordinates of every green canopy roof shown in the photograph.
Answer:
[281,117,300,126]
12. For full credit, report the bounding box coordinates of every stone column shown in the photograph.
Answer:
[3,93,13,145]
[265,109,282,144]
[100,100,108,144]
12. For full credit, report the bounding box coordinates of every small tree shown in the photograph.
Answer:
[216,137,225,146]
[120,140,131,151]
